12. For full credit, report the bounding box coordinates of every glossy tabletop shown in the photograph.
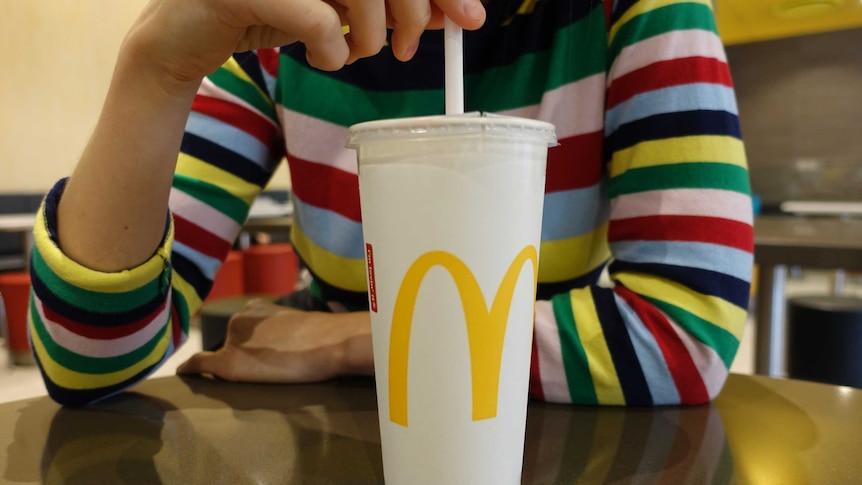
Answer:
[1,374,860,484]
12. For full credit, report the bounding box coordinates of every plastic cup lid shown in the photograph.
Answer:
[347,112,558,148]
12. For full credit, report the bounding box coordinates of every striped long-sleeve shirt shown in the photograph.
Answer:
[29,0,753,406]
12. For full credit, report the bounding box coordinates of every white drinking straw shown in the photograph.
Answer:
[444,17,464,115]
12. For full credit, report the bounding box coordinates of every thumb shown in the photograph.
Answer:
[176,351,230,378]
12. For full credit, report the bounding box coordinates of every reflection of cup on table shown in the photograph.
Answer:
[349,113,556,485]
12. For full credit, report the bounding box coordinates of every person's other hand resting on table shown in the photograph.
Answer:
[177,299,373,382]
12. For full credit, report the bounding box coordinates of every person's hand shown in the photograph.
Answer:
[61,0,487,274]
[129,0,487,93]
[176,299,374,383]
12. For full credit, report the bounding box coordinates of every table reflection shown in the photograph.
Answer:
[18,378,384,484]
[3,374,858,484]
[524,404,733,484]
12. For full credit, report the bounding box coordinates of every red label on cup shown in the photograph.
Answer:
[366,243,377,313]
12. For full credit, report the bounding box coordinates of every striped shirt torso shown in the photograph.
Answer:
[30,0,753,406]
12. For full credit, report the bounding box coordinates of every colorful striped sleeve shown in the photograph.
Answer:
[530,0,753,405]
[29,50,285,405]
[29,180,178,406]
[170,50,285,307]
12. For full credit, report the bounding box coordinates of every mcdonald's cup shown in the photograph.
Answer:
[349,113,557,484]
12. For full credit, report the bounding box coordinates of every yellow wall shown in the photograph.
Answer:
[0,0,290,194]
[717,0,862,46]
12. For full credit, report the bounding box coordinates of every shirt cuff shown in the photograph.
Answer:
[32,177,174,293]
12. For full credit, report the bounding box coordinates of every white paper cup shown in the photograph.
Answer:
[349,113,556,485]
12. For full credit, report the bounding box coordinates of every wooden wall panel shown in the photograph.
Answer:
[726,28,862,204]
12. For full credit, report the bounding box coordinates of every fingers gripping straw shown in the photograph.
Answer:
[349,113,557,485]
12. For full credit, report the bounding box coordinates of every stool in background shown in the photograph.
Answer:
[787,296,862,389]
[206,250,245,302]
[0,271,35,366]
[243,243,299,296]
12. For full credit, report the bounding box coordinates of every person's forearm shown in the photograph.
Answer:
[57,32,202,272]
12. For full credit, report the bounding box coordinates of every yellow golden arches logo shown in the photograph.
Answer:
[388,245,538,427]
